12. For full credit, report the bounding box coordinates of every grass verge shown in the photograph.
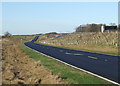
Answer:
[20,43,112,84]
[35,42,118,56]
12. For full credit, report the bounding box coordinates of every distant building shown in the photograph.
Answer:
[101,25,117,32]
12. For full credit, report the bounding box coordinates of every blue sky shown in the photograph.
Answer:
[2,2,118,35]
[118,1,120,24]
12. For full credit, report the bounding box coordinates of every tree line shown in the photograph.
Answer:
[75,24,106,32]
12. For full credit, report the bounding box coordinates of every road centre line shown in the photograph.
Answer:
[88,56,98,60]
[65,52,83,56]
[65,52,71,54]
[24,44,119,85]
[105,59,108,61]
[73,53,83,55]
[59,50,63,52]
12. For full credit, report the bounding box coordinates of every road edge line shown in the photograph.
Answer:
[24,43,119,85]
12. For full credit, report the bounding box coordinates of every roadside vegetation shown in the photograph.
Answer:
[12,35,35,41]
[2,38,66,84]
[20,43,111,84]
[36,31,118,56]
[36,42,118,56]
[4,31,12,37]
[12,31,118,84]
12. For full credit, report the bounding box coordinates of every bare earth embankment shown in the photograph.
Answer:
[37,31,118,55]
[2,38,66,84]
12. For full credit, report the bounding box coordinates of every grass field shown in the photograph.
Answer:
[20,43,112,84]
[12,35,35,41]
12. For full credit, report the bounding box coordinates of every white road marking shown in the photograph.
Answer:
[59,50,63,52]
[73,53,83,55]
[65,52,83,56]
[88,56,97,60]
[105,59,108,61]
[65,52,72,55]
[24,44,119,85]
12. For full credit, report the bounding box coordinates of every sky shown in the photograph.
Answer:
[2,2,118,35]
[118,1,120,25]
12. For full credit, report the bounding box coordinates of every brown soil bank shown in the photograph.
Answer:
[2,38,66,84]
[38,31,118,55]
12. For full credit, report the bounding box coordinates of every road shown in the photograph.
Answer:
[24,36,119,84]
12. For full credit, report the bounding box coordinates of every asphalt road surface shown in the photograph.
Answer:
[24,36,119,84]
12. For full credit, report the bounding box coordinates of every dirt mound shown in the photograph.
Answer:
[2,38,66,84]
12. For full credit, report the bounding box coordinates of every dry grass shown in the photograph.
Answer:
[37,31,118,55]
[2,38,66,84]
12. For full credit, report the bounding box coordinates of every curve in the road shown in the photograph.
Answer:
[24,36,119,85]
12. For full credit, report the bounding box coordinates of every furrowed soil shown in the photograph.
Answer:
[2,38,66,84]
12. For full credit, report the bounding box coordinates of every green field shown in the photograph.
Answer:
[20,43,112,84]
